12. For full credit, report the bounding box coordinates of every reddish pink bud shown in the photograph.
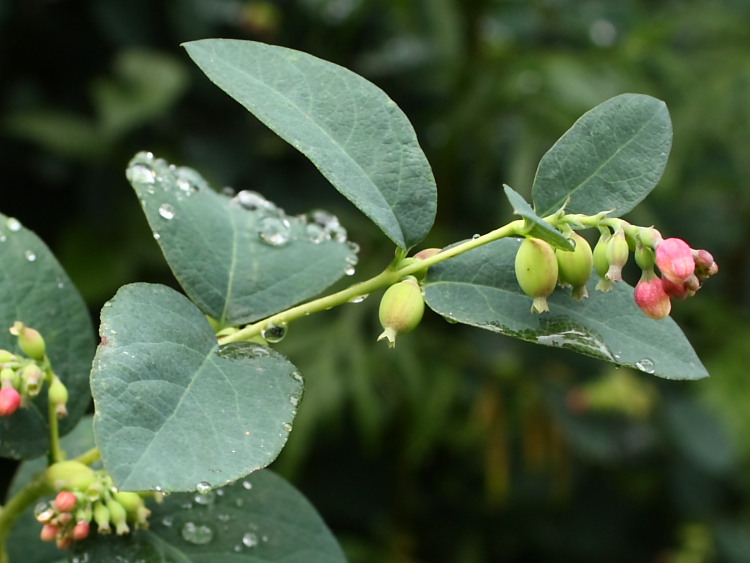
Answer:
[72,519,90,541]
[693,249,719,278]
[40,524,59,542]
[0,387,21,416]
[54,491,78,513]
[634,273,671,319]
[661,277,693,300]
[655,238,695,284]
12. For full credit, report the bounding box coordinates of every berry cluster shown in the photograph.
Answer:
[38,461,151,549]
[514,220,717,319]
[0,322,68,417]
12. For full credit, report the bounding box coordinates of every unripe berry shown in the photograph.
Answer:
[0,387,21,416]
[48,376,69,418]
[9,322,46,361]
[54,491,78,513]
[605,229,629,282]
[555,232,593,300]
[515,237,558,314]
[634,272,671,320]
[378,278,425,348]
[655,238,695,284]
[114,491,151,527]
[21,363,43,397]
[45,461,97,491]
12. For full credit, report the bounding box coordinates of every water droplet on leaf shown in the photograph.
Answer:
[243,532,259,548]
[636,358,655,374]
[6,217,21,232]
[181,521,214,545]
[24,250,36,262]
[161,515,174,527]
[262,322,287,343]
[258,216,292,246]
[235,190,278,213]
[158,203,175,220]
[127,164,156,184]
[242,480,253,490]
[196,481,211,494]
[282,422,293,432]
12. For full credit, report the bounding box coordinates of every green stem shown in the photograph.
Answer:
[74,447,102,467]
[44,363,63,465]
[219,219,525,345]
[0,473,52,563]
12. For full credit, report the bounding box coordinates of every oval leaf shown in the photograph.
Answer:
[127,151,358,326]
[91,283,303,492]
[423,238,708,380]
[532,93,672,217]
[183,38,437,250]
[70,470,346,562]
[0,214,95,459]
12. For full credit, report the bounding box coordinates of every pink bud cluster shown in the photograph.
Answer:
[37,469,152,550]
[634,237,718,319]
[0,323,68,418]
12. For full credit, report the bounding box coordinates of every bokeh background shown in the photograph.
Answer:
[2,1,750,561]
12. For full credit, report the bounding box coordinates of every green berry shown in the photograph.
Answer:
[555,232,593,300]
[48,376,69,418]
[9,322,46,361]
[45,461,97,491]
[378,277,425,348]
[514,237,559,314]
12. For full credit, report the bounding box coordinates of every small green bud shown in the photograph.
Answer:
[0,349,17,365]
[9,322,46,361]
[45,461,97,491]
[114,491,151,528]
[49,376,69,418]
[106,497,130,535]
[514,237,559,314]
[21,363,43,396]
[93,501,111,534]
[605,229,629,282]
[555,232,593,300]
[0,367,18,389]
[378,277,425,348]
[634,244,655,271]
[593,231,613,292]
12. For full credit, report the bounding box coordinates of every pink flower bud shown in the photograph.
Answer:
[693,249,719,278]
[72,519,90,541]
[634,273,671,319]
[655,238,695,284]
[0,387,21,416]
[54,491,78,513]
[40,524,59,542]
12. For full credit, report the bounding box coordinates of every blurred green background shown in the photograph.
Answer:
[2,0,750,561]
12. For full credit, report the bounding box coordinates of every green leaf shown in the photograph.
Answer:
[423,238,708,380]
[183,38,437,250]
[126,152,358,326]
[531,93,672,217]
[0,214,95,459]
[503,185,573,250]
[91,283,303,492]
[70,470,346,562]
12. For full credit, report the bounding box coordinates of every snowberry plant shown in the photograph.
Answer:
[0,39,716,561]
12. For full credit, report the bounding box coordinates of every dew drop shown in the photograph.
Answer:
[242,532,259,548]
[158,203,175,220]
[305,222,329,244]
[348,294,368,303]
[127,164,156,184]
[176,178,194,194]
[161,515,174,527]
[194,492,215,506]
[235,190,277,213]
[258,216,291,246]
[222,186,236,197]
[282,422,293,432]
[289,395,300,407]
[24,250,36,262]
[6,217,21,232]
[57,282,64,289]
[153,233,161,240]
[262,322,287,343]
[292,372,304,383]
[345,266,356,276]
[217,513,231,522]
[472,233,481,240]
[635,358,655,374]
[0,235,6,242]
[181,521,214,545]
[242,480,253,490]
[196,481,211,494]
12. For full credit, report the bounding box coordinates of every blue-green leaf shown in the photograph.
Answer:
[183,38,437,249]
[423,238,708,380]
[91,283,303,492]
[127,152,357,326]
[532,94,672,217]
